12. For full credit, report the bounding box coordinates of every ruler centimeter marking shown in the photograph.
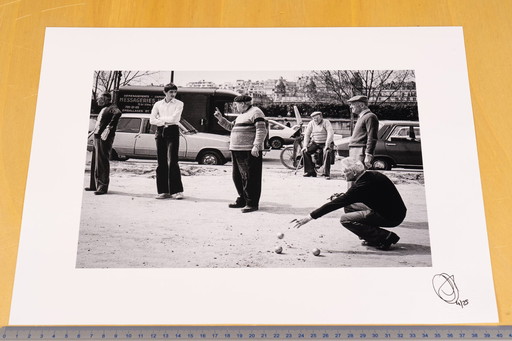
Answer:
[1,326,512,340]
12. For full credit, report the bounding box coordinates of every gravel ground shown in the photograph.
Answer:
[76,151,431,268]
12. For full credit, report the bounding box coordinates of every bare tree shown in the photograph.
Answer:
[311,70,415,106]
[91,70,161,101]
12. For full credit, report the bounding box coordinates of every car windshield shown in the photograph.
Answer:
[268,120,286,130]
[179,119,198,133]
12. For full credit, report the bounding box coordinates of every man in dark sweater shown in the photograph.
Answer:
[347,95,379,169]
[292,158,406,250]
[85,91,122,195]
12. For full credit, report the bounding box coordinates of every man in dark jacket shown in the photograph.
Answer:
[85,91,122,195]
[292,158,406,250]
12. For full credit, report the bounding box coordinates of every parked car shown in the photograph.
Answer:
[267,119,299,149]
[87,113,231,165]
[336,120,422,170]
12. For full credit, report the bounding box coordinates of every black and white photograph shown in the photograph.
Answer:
[10,27,497,325]
[77,69,431,268]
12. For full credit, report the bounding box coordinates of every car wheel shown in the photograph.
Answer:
[198,150,224,165]
[269,137,284,149]
[110,149,129,161]
[372,158,391,170]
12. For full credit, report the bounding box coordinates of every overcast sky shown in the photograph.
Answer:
[134,70,311,87]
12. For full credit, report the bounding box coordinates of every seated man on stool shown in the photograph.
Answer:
[301,111,334,179]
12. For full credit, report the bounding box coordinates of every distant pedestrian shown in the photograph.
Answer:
[347,95,379,169]
[213,95,267,213]
[150,83,185,200]
[85,91,122,195]
[301,111,334,179]
[291,158,405,251]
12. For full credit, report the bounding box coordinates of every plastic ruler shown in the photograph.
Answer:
[1,326,511,341]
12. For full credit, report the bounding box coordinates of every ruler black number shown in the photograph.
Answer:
[1,327,512,340]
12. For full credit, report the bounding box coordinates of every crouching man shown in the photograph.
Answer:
[291,158,406,250]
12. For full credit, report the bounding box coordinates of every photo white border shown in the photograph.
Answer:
[10,27,497,325]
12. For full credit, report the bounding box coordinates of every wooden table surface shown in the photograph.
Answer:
[1,0,511,326]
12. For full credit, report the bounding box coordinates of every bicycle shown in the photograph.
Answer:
[279,125,304,171]
[280,125,326,173]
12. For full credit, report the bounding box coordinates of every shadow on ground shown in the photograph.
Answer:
[325,243,431,256]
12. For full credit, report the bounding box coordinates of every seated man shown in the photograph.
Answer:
[291,158,406,250]
[301,111,334,179]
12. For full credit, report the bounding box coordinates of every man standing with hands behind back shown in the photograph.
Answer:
[85,91,122,195]
[347,95,379,169]
[150,83,185,200]
[213,95,267,213]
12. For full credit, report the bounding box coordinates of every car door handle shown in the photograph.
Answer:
[386,143,397,146]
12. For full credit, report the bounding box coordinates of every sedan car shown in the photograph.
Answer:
[336,120,422,170]
[267,119,299,149]
[87,113,231,165]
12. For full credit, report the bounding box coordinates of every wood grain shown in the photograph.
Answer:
[1,0,511,325]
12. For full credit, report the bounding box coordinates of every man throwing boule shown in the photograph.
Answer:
[214,95,267,213]
[291,158,406,250]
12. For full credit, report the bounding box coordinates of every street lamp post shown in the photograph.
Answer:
[112,70,122,104]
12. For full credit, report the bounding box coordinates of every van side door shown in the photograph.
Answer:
[177,93,209,133]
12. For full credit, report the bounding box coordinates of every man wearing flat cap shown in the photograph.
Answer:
[301,111,334,179]
[213,95,267,213]
[85,91,122,195]
[347,95,379,170]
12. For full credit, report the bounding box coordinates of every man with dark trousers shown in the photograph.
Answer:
[85,91,122,195]
[347,95,379,169]
[292,158,405,250]
[301,111,334,179]
[213,95,267,213]
[150,83,185,200]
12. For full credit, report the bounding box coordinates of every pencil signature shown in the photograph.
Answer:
[432,273,469,308]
